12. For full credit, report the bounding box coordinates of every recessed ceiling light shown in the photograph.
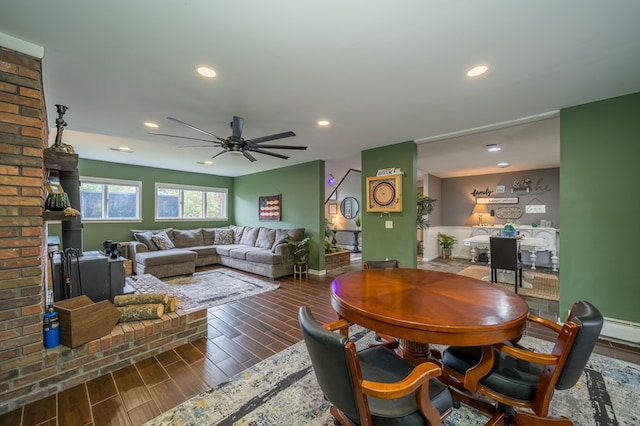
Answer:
[485,144,501,152]
[497,162,509,168]
[466,65,489,77]
[317,120,330,127]
[197,66,217,78]
[144,122,159,128]
[197,161,214,165]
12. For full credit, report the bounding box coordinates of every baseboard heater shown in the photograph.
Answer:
[601,317,640,346]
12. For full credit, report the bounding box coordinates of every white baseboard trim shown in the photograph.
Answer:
[309,269,325,276]
[601,317,640,347]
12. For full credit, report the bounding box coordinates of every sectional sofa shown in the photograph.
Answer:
[128,225,304,279]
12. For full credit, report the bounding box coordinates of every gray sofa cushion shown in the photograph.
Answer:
[239,226,259,246]
[136,248,196,266]
[214,244,246,257]
[188,245,218,257]
[255,227,276,249]
[230,225,245,243]
[202,228,216,245]
[229,246,263,260]
[172,229,204,248]
[214,229,234,245]
[133,230,159,251]
[247,249,283,265]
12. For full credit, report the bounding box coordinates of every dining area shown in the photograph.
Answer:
[299,266,603,426]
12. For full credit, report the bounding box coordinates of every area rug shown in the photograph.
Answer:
[458,264,559,301]
[145,327,639,426]
[126,269,280,311]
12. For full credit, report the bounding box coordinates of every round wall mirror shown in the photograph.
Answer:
[340,197,360,219]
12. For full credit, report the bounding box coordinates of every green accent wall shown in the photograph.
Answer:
[48,159,234,251]
[233,161,325,271]
[361,141,417,268]
[560,92,640,322]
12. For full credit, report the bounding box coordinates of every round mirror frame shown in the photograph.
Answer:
[340,197,360,219]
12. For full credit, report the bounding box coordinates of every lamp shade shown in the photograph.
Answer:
[472,204,489,214]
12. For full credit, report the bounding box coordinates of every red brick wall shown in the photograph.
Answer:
[0,45,48,412]
[0,45,208,415]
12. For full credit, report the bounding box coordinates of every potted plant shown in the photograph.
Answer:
[286,236,312,265]
[354,215,361,230]
[437,232,457,260]
[416,194,436,230]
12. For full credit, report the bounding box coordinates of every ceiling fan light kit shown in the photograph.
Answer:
[150,115,306,162]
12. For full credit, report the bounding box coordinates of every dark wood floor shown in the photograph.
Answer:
[3,260,639,426]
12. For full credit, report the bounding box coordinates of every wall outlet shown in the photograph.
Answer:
[385,220,393,229]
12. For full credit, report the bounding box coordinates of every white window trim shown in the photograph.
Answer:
[80,176,142,222]
[154,182,229,221]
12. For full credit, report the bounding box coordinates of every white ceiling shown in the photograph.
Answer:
[2,1,639,178]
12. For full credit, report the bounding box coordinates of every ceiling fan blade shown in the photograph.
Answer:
[149,133,223,144]
[245,131,296,144]
[232,116,244,139]
[243,151,257,162]
[211,150,227,159]
[247,148,290,160]
[167,117,225,142]
[178,145,224,148]
[254,144,307,150]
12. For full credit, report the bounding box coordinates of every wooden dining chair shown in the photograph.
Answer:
[489,236,522,293]
[298,306,453,426]
[439,300,603,426]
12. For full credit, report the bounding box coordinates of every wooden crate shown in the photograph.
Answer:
[53,295,121,348]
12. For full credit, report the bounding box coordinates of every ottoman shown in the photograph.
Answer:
[135,249,197,278]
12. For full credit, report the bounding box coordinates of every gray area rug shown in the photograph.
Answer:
[126,269,280,311]
[145,327,639,426]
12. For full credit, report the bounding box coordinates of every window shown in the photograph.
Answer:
[80,177,142,221]
[155,183,228,220]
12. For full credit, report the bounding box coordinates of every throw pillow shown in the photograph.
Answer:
[272,233,289,253]
[202,228,216,245]
[255,227,276,249]
[230,225,245,244]
[133,231,159,251]
[214,229,234,245]
[152,231,175,250]
[239,226,259,246]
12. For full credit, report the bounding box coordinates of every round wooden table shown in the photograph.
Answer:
[330,269,529,362]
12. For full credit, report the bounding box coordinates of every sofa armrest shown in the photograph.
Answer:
[128,241,149,259]
[274,243,294,263]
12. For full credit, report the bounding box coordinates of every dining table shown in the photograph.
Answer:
[330,268,529,365]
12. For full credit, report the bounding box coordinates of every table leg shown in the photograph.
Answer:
[551,250,558,272]
[530,251,537,270]
[470,246,477,263]
[398,339,432,364]
[352,231,360,253]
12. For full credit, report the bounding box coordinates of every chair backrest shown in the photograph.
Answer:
[363,259,400,269]
[555,300,604,390]
[298,306,364,424]
[489,237,519,270]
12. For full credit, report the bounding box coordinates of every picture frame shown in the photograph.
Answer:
[328,203,338,215]
[366,174,403,212]
[258,194,281,221]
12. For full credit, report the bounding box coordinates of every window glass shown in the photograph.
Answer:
[155,183,228,220]
[80,178,141,221]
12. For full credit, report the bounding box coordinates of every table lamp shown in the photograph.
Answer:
[472,204,489,225]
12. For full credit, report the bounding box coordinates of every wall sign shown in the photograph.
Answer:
[366,174,403,212]
[258,194,281,221]
[476,197,519,205]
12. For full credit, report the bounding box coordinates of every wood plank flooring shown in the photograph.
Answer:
[3,260,639,426]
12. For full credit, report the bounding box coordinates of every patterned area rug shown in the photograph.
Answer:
[126,269,280,312]
[458,264,559,301]
[145,327,639,426]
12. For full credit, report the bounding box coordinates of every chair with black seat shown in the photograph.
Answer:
[363,259,400,269]
[439,300,603,426]
[299,306,452,426]
[489,236,522,293]
[362,260,401,347]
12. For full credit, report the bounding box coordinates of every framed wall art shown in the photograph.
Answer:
[366,174,403,212]
[259,194,281,221]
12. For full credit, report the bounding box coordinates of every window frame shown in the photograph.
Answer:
[154,182,229,221]
[79,176,142,223]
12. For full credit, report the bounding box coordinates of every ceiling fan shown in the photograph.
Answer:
[150,116,306,162]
